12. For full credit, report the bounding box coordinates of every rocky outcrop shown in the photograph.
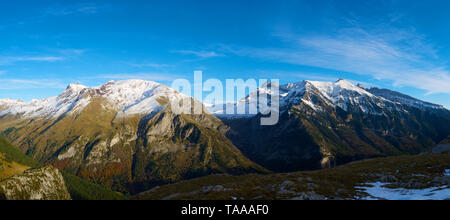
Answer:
[432,136,450,154]
[0,165,71,200]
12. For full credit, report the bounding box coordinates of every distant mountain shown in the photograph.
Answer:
[215,79,450,172]
[0,80,266,193]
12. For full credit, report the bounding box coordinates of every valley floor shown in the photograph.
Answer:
[131,154,450,200]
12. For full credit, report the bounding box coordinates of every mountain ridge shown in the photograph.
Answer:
[1,78,449,192]
[214,79,450,172]
[0,79,267,194]
[0,79,190,119]
[208,79,446,117]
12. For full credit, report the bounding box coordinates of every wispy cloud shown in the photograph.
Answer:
[76,5,101,14]
[56,49,86,56]
[171,50,224,58]
[0,79,67,90]
[0,3,108,31]
[93,72,184,82]
[0,72,181,91]
[127,63,171,68]
[17,56,63,62]
[0,48,86,66]
[45,3,108,16]
[0,70,6,75]
[222,26,450,94]
[0,56,64,65]
[291,72,341,82]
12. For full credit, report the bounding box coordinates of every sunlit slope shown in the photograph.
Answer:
[0,83,267,193]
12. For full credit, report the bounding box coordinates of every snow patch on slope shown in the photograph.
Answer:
[358,182,450,200]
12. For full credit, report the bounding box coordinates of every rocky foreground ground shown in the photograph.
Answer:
[132,154,450,200]
[0,165,71,200]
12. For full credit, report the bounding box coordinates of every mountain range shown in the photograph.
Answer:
[0,80,266,193]
[216,79,450,171]
[1,78,449,194]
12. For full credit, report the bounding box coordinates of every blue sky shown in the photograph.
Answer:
[1,0,450,108]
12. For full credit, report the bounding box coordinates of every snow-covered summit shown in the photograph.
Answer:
[0,98,26,107]
[66,83,88,92]
[210,78,442,117]
[0,79,188,119]
[299,79,388,112]
[269,79,442,114]
[2,78,445,120]
[306,79,374,98]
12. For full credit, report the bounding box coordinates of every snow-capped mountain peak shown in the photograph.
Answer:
[93,79,188,115]
[211,78,444,117]
[66,83,88,92]
[305,79,374,98]
[0,79,189,119]
[282,79,384,113]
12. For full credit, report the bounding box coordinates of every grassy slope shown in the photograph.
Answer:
[132,154,450,200]
[0,135,125,200]
[0,157,30,181]
[0,135,40,168]
[61,172,126,200]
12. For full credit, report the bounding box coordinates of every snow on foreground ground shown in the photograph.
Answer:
[357,169,450,200]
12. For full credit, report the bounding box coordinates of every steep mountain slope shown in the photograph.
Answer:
[216,79,450,172]
[0,80,266,193]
